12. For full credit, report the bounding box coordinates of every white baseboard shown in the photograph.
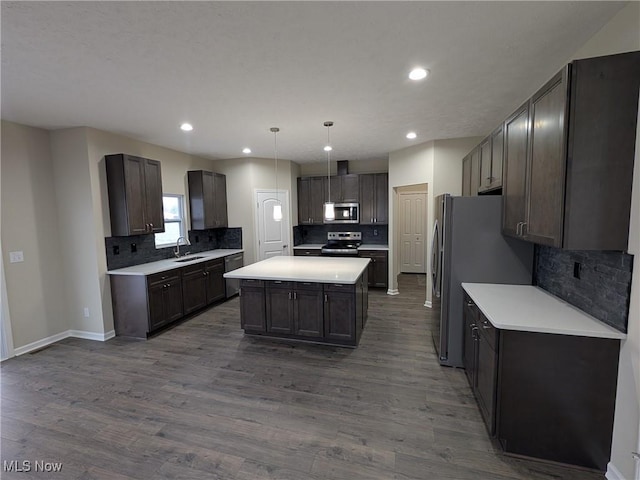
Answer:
[605,462,625,480]
[424,301,432,308]
[13,329,115,356]
[387,289,399,296]
[68,329,115,342]
[13,331,70,356]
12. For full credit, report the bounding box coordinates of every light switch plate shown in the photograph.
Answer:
[9,251,24,263]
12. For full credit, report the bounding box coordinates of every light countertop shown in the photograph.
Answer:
[224,256,370,284]
[107,249,244,276]
[292,244,389,251]
[462,283,626,339]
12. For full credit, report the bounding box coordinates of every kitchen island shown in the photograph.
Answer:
[224,256,370,346]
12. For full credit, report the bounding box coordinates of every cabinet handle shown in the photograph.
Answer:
[288,292,292,300]
[294,292,297,300]
[238,288,242,297]
[150,223,153,230]
[466,301,474,307]
[521,222,527,236]
[324,294,328,303]
[516,222,523,235]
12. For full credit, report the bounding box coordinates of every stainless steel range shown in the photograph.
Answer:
[321,232,362,256]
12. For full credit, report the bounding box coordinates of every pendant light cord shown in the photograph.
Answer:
[271,127,280,201]
[325,121,333,202]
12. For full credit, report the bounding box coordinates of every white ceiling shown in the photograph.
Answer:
[1,1,628,164]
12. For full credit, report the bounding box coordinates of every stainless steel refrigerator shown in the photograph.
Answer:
[431,194,533,367]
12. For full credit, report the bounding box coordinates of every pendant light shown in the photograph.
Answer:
[270,127,283,222]
[323,121,335,221]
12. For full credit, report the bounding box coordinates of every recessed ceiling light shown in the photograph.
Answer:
[242,147,251,154]
[180,123,193,131]
[406,132,417,139]
[408,68,429,81]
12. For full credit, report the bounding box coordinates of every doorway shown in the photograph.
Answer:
[255,189,291,261]
[399,191,427,273]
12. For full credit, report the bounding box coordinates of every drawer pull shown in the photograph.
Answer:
[466,301,474,307]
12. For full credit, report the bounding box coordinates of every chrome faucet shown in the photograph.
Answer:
[174,236,191,258]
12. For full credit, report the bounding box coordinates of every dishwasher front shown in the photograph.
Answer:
[224,253,244,298]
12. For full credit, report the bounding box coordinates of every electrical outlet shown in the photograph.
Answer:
[9,251,24,263]
[131,243,137,253]
[573,262,581,279]
[112,245,120,255]
[83,307,90,318]
[373,229,378,236]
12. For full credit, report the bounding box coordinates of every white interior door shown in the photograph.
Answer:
[256,190,290,261]
[400,192,427,273]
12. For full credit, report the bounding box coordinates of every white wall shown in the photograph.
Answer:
[1,121,69,348]
[214,157,297,265]
[388,137,480,301]
[566,3,640,479]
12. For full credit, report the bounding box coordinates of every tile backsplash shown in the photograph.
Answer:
[534,245,633,333]
[293,224,388,246]
[105,227,242,270]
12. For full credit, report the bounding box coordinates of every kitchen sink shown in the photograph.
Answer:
[174,256,206,263]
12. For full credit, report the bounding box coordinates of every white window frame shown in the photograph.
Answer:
[155,194,187,248]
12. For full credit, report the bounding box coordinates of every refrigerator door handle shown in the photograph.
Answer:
[431,220,440,297]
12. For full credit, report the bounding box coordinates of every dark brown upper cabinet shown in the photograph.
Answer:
[359,173,388,224]
[478,126,504,193]
[503,51,640,250]
[327,174,360,203]
[105,153,165,236]
[462,154,472,196]
[188,170,228,230]
[298,176,325,225]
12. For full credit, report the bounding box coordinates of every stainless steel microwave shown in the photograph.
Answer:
[324,203,359,224]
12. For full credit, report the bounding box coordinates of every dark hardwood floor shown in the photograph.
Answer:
[1,274,603,479]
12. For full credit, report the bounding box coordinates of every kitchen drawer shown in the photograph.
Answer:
[147,269,181,286]
[266,280,293,289]
[478,313,498,351]
[241,279,264,287]
[295,281,322,291]
[205,258,224,269]
[324,283,356,293]
[181,262,206,275]
[293,249,322,256]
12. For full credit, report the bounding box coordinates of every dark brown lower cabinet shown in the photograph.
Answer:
[462,293,621,471]
[205,259,226,304]
[265,281,324,338]
[266,281,294,334]
[239,279,266,333]
[462,294,497,435]
[323,283,356,343]
[358,250,388,288]
[240,276,366,346]
[182,258,226,315]
[148,271,184,331]
[293,282,324,338]
[110,254,238,339]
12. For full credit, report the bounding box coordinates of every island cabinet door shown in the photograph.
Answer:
[293,282,324,338]
[323,284,356,344]
[239,280,266,332]
[266,282,294,334]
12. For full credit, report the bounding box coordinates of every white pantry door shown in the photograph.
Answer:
[399,192,427,273]
[256,190,290,261]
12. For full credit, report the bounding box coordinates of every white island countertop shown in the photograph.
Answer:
[107,249,243,276]
[462,283,626,340]
[224,256,370,284]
